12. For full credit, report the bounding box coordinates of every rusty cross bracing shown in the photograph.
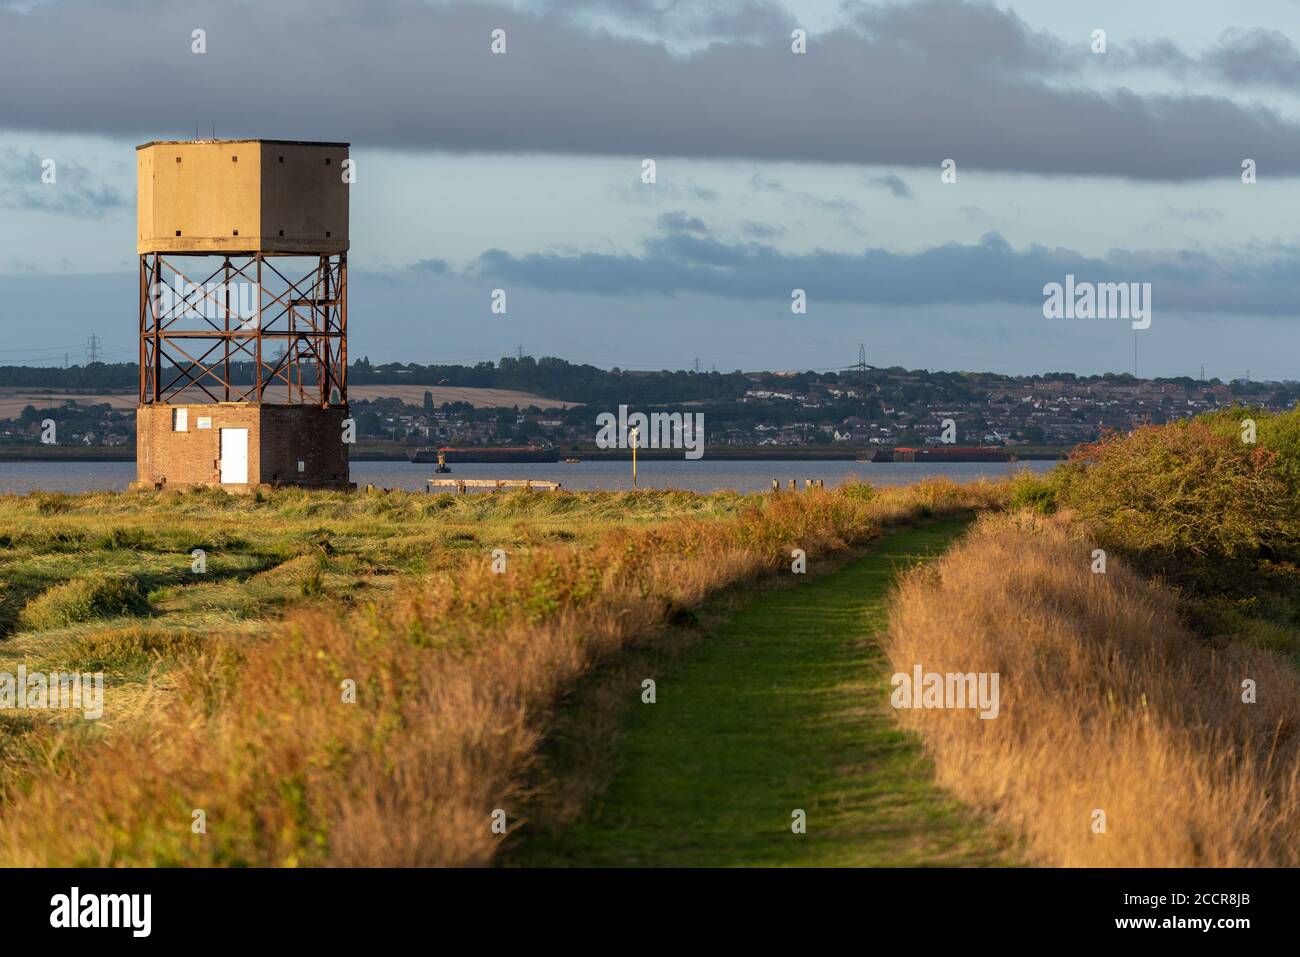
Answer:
[138,252,347,406]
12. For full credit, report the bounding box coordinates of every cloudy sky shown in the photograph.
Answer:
[2,0,1299,378]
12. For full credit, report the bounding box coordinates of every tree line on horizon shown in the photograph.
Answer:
[0,355,1270,407]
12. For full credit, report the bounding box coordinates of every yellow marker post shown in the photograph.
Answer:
[630,425,639,488]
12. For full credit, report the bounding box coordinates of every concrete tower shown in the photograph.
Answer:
[133,139,351,490]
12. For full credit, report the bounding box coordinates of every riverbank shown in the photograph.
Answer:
[0,442,1074,463]
[0,458,1055,495]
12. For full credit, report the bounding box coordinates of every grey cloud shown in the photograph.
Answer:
[466,228,1300,316]
[1161,205,1224,223]
[749,171,859,214]
[543,0,789,45]
[1,0,1298,179]
[657,211,708,233]
[411,258,451,273]
[1204,29,1300,88]
[741,220,785,239]
[0,149,124,216]
[1121,38,1196,74]
[799,194,860,215]
[866,173,913,198]
[1115,29,1300,90]
[611,178,719,203]
[853,0,1069,74]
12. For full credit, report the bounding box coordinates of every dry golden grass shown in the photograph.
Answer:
[0,478,1006,866]
[885,511,1300,867]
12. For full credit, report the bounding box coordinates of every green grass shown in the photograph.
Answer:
[0,486,756,724]
[513,518,1015,867]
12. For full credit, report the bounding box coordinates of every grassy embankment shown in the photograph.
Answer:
[886,408,1300,866]
[514,517,1016,866]
[0,478,1007,865]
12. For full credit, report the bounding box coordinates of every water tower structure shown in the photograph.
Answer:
[133,138,351,489]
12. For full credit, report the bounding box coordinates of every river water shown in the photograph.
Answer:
[0,459,1056,495]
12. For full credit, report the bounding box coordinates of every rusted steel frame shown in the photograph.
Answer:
[319,255,331,406]
[152,254,163,402]
[255,255,263,403]
[156,333,233,395]
[258,259,323,334]
[223,257,231,401]
[155,337,227,403]
[264,339,296,391]
[138,256,149,402]
[140,252,347,407]
[218,323,264,403]
[337,254,348,402]
[155,257,230,335]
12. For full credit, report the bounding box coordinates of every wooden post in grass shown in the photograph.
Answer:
[630,425,639,489]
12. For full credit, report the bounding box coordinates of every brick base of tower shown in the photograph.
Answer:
[133,404,352,490]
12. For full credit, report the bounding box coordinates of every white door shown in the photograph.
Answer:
[220,428,249,484]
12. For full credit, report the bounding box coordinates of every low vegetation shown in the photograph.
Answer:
[17,572,149,632]
[11,401,1290,870]
[1010,408,1300,663]
[0,478,1007,866]
[0,485,748,697]
[886,512,1300,866]
[889,407,1300,866]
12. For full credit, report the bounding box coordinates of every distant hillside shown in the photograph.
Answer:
[0,356,754,406]
[348,385,576,410]
[0,384,574,417]
[1,356,1289,411]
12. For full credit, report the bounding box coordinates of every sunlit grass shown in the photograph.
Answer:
[0,479,1010,865]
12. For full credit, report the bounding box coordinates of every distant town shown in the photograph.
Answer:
[2,355,1297,459]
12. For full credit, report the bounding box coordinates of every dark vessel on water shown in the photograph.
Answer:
[870,446,1012,463]
[408,445,561,464]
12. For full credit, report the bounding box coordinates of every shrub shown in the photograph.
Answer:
[1056,417,1298,563]
[1195,406,1300,492]
[1007,471,1058,514]
[838,482,877,503]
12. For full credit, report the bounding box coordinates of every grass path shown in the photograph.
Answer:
[514,517,1014,866]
